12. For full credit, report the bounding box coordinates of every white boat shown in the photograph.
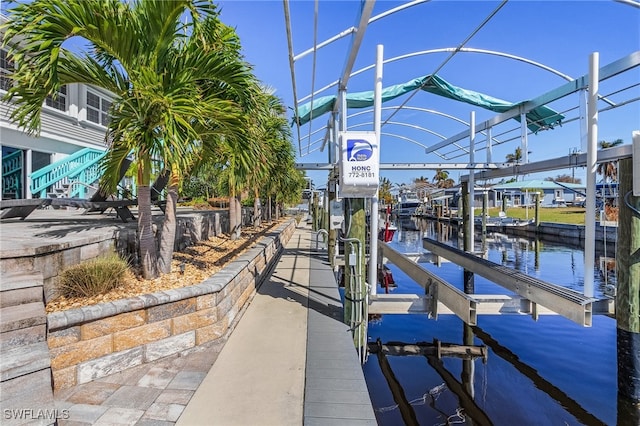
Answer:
[392,192,422,218]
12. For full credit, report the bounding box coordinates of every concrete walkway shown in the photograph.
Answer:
[178,223,376,425]
[49,220,376,425]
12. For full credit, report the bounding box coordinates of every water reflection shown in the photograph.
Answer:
[366,217,619,425]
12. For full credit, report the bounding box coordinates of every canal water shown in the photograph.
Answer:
[364,218,618,425]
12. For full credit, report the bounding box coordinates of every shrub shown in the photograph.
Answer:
[57,253,129,298]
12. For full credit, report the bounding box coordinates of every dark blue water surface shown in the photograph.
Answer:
[364,219,619,425]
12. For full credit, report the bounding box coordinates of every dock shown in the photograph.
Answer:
[178,222,376,425]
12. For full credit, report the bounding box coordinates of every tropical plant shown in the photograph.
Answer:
[413,175,433,200]
[505,146,523,164]
[597,138,623,183]
[3,0,257,277]
[57,253,130,298]
[379,177,394,205]
[245,88,293,228]
[432,169,454,188]
[505,146,524,182]
[544,174,582,184]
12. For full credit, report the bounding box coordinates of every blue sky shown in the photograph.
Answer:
[217,0,640,188]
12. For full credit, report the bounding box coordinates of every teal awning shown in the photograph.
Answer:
[293,74,563,133]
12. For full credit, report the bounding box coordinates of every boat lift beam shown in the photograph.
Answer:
[371,241,614,324]
[460,143,632,181]
[295,162,509,171]
[423,238,596,326]
[373,241,478,325]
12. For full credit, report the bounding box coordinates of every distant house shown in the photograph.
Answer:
[491,180,586,207]
[428,184,498,210]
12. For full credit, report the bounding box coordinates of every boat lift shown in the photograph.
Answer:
[370,240,614,326]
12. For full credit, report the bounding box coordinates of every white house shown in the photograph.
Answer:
[1,14,114,200]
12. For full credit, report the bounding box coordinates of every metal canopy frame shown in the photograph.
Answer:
[285,0,639,312]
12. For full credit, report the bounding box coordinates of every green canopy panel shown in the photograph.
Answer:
[293,74,563,133]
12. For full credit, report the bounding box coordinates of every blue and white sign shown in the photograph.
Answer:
[339,131,379,198]
[346,139,374,162]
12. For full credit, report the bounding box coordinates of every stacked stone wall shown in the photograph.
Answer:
[46,219,296,390]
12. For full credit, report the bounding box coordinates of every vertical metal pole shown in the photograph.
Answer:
[579,89,588,153]
[486,127,492,164]
[584,52,599,298]
[25,149,33,199]
[482,191,488,250]
[369,44,383,297]
[520,111,528,165]
[468,111,475,253]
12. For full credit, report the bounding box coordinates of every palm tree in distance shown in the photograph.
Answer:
[597,139,624,183]
[3,0,257,278]
[433,169,454,188]
[505,147,524,182]
[379,177,394,205]
[505,147,523,164]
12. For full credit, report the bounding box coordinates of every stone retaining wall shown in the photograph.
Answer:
[46,219,296,391]
[1,210,232,304]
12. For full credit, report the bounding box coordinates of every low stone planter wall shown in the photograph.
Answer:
[1,210,233,304]
[46,219,296,391]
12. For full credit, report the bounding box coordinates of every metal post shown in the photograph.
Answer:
[486,127,493,164]
[579,89,588,153]
[520,111,528,165]
[25,149,33,199]
[369,44,383,297]
[468,111,475,253]
[482,191,488,250]
[534,192,540,227]
[328,113,340,266]
[584,52,599,298]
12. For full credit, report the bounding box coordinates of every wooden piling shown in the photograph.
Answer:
[344,198,367,350]
[328,187,337,267]
[616,157,640,406]
[461,182,474,292]
[534,192,541,227]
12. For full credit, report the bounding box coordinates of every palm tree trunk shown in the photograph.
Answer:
[267,196,272,223]
[253,193,261,228]
[137,184,158,279]
[229,193,238,240]
[158,174,179,273]
[234,195,242,238]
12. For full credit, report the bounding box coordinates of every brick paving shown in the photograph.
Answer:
[53,332,227,425]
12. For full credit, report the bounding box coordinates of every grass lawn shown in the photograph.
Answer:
[485,207,587,225]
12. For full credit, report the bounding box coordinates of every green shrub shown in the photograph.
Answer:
[57,253,129,298]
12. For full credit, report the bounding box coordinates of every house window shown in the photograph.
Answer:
[45,85,68,111]
[0,49,14,91]
[86,90,111,126]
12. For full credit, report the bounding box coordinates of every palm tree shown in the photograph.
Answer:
[505,147,523,164]
[505,146,524,182]
[245,88,291,228]
[413,175,433,200]
[597,139,623,183]
[433,169,454,188]
[259,96,299,223]
[379,177,394,205]
[3,0,256,278]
